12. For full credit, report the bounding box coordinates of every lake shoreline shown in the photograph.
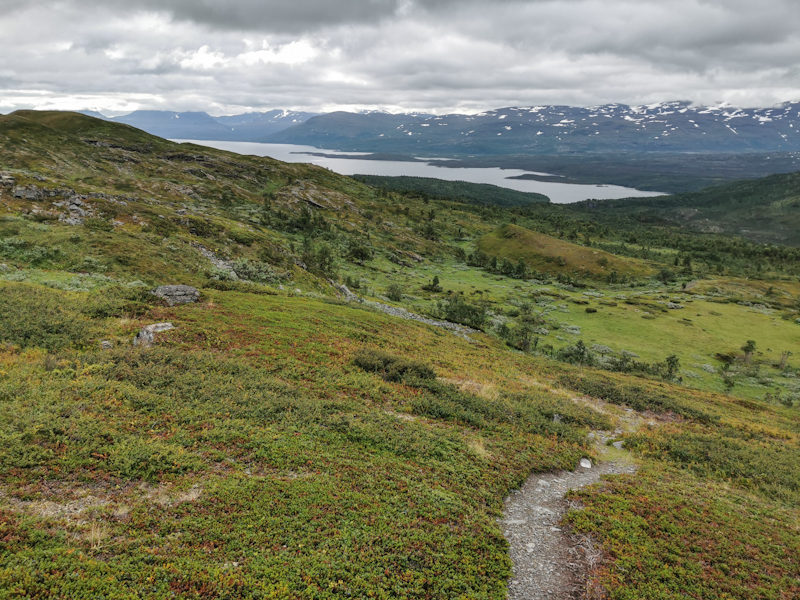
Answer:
[172,139,667,204]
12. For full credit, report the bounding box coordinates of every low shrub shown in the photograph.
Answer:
[82,285,155,318]
[556,340,595,365]
[410,380,507,428]
[353,352,607,438]
[227,228,258,246]
[0,237,63,267]
[109,436,201,481]
[436,294,487,329]
[559,372,718,424]
[183,216,223,239]
[506,392,613,431]
[410,381,604,442]
[567,467,800,599]
[230,259,286,284]
[352,348,435,383]
[385,283,404,302]
[84,218,114,232]
[626,429,800,504]
[204,279,279,295]
[0,283,91,351]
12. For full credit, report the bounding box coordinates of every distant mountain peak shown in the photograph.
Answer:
[101,109,318,142]
[264,100,800,155]
[79,101,800,154]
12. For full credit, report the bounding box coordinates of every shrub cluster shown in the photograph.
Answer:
[204,279,279,295]
[385,283,404,301]
[0,237,63,267]
[559,372,718,424]
[467,250,529,279]
[352,348,607,442]
[554,341,682,381]
[82,285,155,318]
[0,283,91,351]
[435,294,487,329]
[352,348,436,383]
[626,429,800,504]
[230,259,286,284]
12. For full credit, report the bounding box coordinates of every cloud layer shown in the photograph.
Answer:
[1,0,799,115]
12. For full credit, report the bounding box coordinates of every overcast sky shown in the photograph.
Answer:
[1,0,799,115]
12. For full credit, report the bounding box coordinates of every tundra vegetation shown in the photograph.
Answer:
[0,111,798,599]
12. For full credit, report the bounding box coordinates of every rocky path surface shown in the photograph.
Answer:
[364,299,476,340]
[191,242,237,276]
[335,284,477,340]
[502,458,637,599]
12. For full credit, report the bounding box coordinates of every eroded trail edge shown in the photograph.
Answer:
[502,459,637,599]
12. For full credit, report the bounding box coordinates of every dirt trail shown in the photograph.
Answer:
[501,392,645,599]
[501,459,636,599]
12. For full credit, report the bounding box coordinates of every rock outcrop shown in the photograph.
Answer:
[151,285,200,306]
[190,243,237,278]
[133,322,175,347]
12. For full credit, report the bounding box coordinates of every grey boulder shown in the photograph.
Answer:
[133,322,174,347]
[151,285,200,306]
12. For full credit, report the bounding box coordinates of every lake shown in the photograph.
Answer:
[172,140,666,204]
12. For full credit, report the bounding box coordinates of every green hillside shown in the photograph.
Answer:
[1,112,799,599]
[351,175,549,207]
[571,171,800,246]
[477,223,655,280]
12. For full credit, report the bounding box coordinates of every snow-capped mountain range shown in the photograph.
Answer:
[83,109,319,143]
[84,101,800,154]
[265,101,800,154]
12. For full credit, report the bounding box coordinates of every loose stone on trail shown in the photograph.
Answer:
[133,323,175,348]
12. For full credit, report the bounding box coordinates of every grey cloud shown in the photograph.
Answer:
[0,0,537,32]
[1,0,404,32]
[1,0,799,115]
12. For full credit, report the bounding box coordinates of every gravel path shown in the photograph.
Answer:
[191,242,237,276]
[364,300,477,340]
[335,284,477,340]
[502,459,637,599]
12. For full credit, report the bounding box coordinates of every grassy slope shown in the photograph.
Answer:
[1,111,799,599]
[1,286,797,599]
[570,171,800,246]
[0,287,596,599]
[350,175,549,207]
[476,223,656,279]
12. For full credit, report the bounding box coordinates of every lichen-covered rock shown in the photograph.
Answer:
[60,215,84,226]
[151,285,200,306]
[133,322,174,347]
[337,284,359,302]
